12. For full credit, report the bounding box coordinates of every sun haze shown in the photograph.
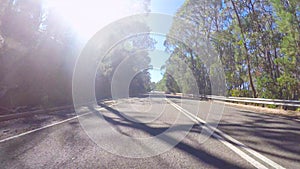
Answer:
[44,0,147,40]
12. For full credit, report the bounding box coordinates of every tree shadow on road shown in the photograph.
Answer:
[218,110,300,163]
[85,103,244,169]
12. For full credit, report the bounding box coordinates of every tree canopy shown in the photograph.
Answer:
[157,0,299,100]
[0,0,153,109]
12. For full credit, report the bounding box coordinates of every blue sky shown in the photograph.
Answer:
[148,0,185,82]
[150,0,185,15]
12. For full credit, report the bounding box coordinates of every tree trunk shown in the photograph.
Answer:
[231,0,257,98]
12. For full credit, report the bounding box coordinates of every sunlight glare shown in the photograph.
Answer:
[44,0,145,40]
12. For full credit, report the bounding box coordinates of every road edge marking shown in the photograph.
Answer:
[0,100,123,144]
[0,112,93,144]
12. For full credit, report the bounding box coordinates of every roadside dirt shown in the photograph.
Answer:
[219,101,300,119]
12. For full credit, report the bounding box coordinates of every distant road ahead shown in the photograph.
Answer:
[0,94,299,169]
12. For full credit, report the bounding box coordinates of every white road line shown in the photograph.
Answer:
[166,99,267,169]
[0,101,121,144]
[0,112,92,143]
[166,98,286,169]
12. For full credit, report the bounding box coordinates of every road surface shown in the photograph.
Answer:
[0,94,299,169]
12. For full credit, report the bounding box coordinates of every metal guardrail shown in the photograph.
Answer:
[206,95,300,107]
[1,93,299,122]
[173,93,299,107]
[148,92,300,107]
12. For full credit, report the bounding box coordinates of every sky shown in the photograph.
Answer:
[45,0,185,41]
[44,0,186,83]
[44,0,152,40]
[148,45,170,83]
[150,0,185,15]
[148,0,185,82]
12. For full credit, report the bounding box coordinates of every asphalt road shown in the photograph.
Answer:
[0,94,299,169]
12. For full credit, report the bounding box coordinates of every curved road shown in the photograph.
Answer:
[0,94,299,168]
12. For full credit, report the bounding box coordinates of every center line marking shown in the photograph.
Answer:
[166,98,285,169]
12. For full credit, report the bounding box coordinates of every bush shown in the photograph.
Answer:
[267,104,277,109]
[230,89,251,97]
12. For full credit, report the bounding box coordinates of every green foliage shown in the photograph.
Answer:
[267,104,277,109]
[164,0,299,100]
[0,0,299,110]
[95,32,155,99]
[155,76,167,91]
[0,0,152,108]
[230,89,250,97]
